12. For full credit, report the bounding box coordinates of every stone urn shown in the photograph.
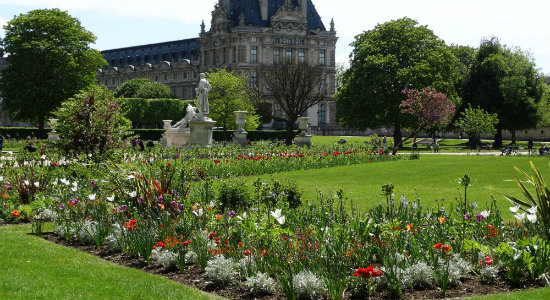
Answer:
[162,120,173,130]
[48,119,58,133]
[47,118,60,140]
[298,117,309,136]
[234,111,247,133]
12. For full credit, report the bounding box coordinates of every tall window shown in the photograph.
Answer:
[250,46,257,63]
[183,87,188,99]
[233,46,236,63]
[298,49,305,62]
[320,75,326,93]
[250,71,257,88]
[273,47,280,63]
[318,104,326,125]
[286,48,292,59]
[319,49,326,66]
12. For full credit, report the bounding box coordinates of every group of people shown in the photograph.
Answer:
[131,138,155,151]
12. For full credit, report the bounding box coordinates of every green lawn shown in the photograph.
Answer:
[465,287,550,300]
[0,224,219,300]
[223,155,550,220]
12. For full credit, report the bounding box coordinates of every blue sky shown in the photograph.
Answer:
[1,0,549,74]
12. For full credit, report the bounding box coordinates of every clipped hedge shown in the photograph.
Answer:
[121,98,196,128]
[130,129,291,142]
[0,128,49,140]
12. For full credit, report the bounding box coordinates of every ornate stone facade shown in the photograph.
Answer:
[96,0,338,128]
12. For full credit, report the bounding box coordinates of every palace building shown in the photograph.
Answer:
[97,0,338,129]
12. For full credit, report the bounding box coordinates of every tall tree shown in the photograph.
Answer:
[463,37,544,146]
[335,17,461,147]
[206,69,260,132]
[0,9,106,129]
[455,105,499,147]
[396,88,455,154]
[114,78,175,99]
[264,59,326,144]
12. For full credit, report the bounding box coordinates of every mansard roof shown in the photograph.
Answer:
[226,0,326,31]
[101,38,199,69]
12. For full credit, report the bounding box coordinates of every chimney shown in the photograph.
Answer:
[301,0,307,18]
[258,0,268,21]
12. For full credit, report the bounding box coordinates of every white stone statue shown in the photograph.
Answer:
[195,73,212,120]
[172,104,197,128]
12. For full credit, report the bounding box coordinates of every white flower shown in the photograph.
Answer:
[34,182,40,188]
[527,214,537,223]
[514,213,526,221]
[107,194,115,202]
[0,176,3,182]
[509,205,520,213]
[40,154,46,160]
[53,178,58,186]
[193,208,204,217]
[270,209,286,225]
[209,200,216,208]
[23,180,29,186]
[128,191,137,198]
[127,175,135,180]
[236,212,247,221]
[480,210,491,218]
[88,194,96,201]
[60,178,70,186]
[527,206,538,215]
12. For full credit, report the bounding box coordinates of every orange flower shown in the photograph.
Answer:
[215,214,222,220]
[438,216,446,224]
[192,203,197,211]
[406,223,414,231]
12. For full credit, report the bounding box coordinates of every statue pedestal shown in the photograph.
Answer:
[295,135,312,147]
[164,128,190,149]
[47,133,59,141]
[189,119,216,147]
[234,131,248,146]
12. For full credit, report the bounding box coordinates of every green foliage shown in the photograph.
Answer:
[0,9,106,129]
[53,86,131,162]
[216,180,251,213]
[120,98,189,128]
[463,37,546,146]
[206,70,261,131]
[335,17,461,144]
[455,104,498,146]
[115,78,175,99]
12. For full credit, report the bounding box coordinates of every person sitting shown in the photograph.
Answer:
[24,142,37,153]
[539,144,546,156]
[146,140,154,149]
[138,140,145,151]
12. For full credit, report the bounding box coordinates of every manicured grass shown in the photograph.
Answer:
[227,155,550,220]
[0,224,220,300]
[465,287,550,300]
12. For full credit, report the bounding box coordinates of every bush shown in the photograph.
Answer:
[217,180,251,212]
[205,255,237,286]
[53,86,132,162]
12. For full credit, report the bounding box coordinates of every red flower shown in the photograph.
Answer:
[154,241,166,249]
[244,249,252,256]
[11,210,21,218]
[208,232,216,240]
[444,245,451,253]
[433,243,443,249]
[485,256,493,265]
[353,266,384,279]
[123,219,137,230]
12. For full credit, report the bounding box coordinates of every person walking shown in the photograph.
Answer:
[528,137,534,154]
[0,132,4,152]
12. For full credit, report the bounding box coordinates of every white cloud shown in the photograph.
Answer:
[0,17,6,37]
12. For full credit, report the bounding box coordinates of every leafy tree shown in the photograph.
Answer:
[53,86,131,162]
[455,105,498,147]
[263,59,326,144]
[114,78,175,99]
[0,9,106,129]
[335,17,461,147]
[396,88,455,154]
[206,69,260,132]
[463,37,544,146]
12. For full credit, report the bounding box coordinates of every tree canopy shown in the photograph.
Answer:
[462,37,548,146]
[263,59,327,144]
[335,17,461,145]
[114,78,175,99]
[0,9,106,129]
[455,104,498,146]
[206,69,260,132]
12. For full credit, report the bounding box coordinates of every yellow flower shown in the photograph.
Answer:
[406,223,414,231]
[438,216,445,224]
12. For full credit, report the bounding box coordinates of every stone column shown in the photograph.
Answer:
[189,118,216,147]
[47,119,59,141]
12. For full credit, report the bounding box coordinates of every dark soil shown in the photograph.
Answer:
[41,232,545,300]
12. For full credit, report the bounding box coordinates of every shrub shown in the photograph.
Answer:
[294,269,325,299]
[217,180,251,213]
[245,272,277,296]
[205,255,237,286]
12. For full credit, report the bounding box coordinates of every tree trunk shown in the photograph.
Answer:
[511,130,516,144]
[493,127,503,148]
[391,124,402,155]
[285,121,295,145]
[38,115,45,130]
